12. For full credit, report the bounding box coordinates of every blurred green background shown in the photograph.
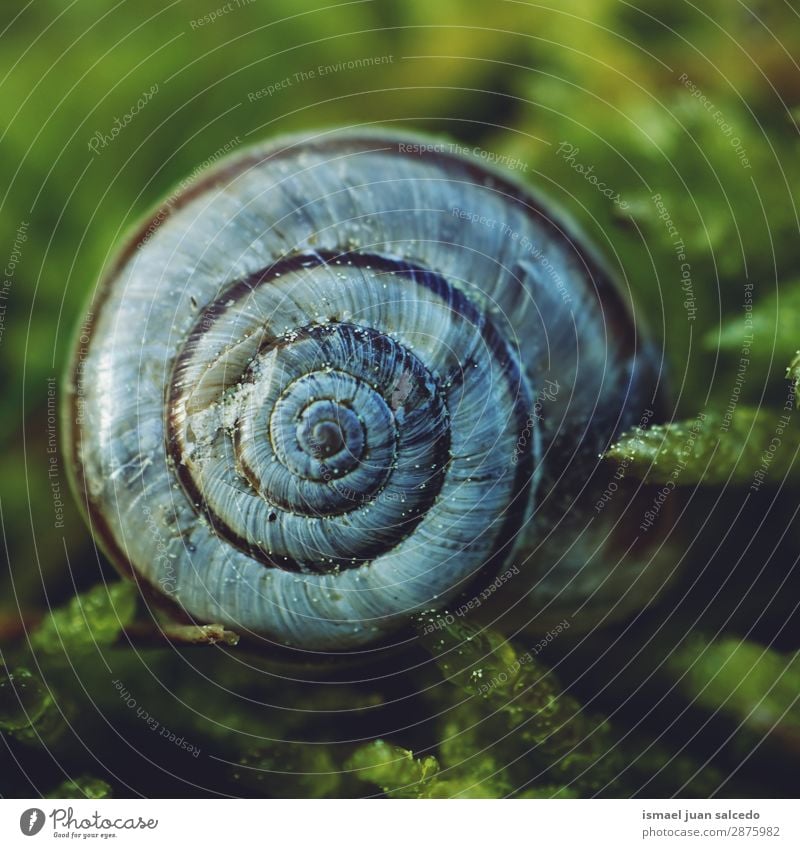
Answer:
[1,0,800,798]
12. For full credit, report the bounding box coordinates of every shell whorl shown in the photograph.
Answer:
[67,130,658,652]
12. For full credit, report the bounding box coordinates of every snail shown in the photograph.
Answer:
[64,129,668,654]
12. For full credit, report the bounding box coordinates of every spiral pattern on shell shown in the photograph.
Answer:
[66,130,661,652]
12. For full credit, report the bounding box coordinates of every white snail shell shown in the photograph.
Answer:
[65,130,664,652]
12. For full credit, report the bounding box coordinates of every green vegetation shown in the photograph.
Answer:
[2,0,799,798]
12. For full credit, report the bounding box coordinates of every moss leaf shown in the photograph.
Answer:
[346,740,439,798]
[704,284,800,366]
[605,406,799,486]
[668,636,800,744]
[787,352,800,408]
[31,581,138,654]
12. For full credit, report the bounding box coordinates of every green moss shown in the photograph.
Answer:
[434,703,514,798]
[2,0,799,800]
[788,353,800,408]
[0,667,51,731]
[669,636,800,739]
[605,406,799,486]
[346,740,439,798]
[415,612,520,696]
[232,745,341,799]
[0,666,66,748]
[47,777,113,799]
[31,581,138,654]
[415,615,622,796]
[704,285,799,371]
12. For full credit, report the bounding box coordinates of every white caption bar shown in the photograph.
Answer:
[0,798,795,847]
